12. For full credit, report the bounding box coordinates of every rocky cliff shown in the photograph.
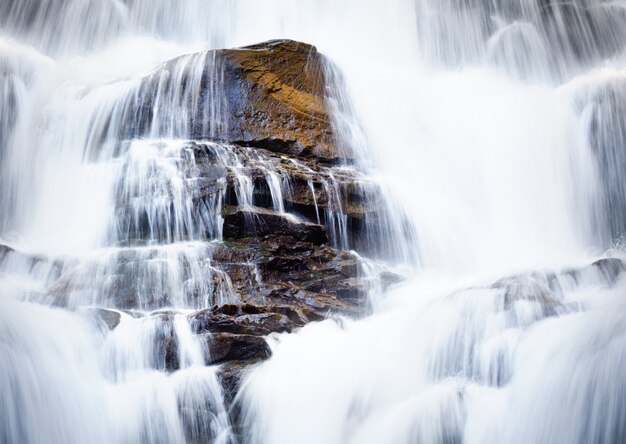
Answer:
[1,40,404,431]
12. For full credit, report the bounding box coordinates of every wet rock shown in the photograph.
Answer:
[88,307,122,330]
[551,257,625,290]
[222,206,328,244]
[105,134,398,257]
[0,243,14,260]
[0,242,64,274]
[206,235,366,314]
[590,257,625,285]
[217,360,251,406]
[492,274,564,317]
[216,360,259,436]
[259,283,359,316]
[189,141,394,254]
[379,270,405,288]
[575,78,626,244]
[335,278,369,303]
[187,141,382,222]
[153,314,181,372]
[219,40,342,162]
[120,40,349,163]
[46,231,371,317]
[53,40,408,407]
[46,243,233,310]
[203,333,271,365]
[204,234,368,318]
[189,304,308,336]
[489,257,626,316]
[538,1,625,67]
[0,244,67,305]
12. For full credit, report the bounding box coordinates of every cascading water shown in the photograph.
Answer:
[1,1,626,444]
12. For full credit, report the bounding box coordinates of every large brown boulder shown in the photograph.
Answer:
[216,40,341,162]
[119,40,349,163]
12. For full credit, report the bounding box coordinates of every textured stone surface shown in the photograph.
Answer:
[120,39,351,163]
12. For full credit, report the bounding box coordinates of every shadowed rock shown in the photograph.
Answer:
[36,40,407,425]
[189,304,310,336]
[203,333,271,365]
[222,206,327,244]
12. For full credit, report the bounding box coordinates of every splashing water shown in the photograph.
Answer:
[2,1,626,443]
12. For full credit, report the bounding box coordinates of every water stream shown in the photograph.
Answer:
[2,1,626,443]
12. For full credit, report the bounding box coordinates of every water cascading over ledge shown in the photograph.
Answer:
[0,38,412,443]
[3,1,626,443]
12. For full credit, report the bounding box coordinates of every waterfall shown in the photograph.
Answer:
[2,1,626,444]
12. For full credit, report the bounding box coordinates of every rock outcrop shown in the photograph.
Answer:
[214,39,342,162]
[32,40,406,421]
[190,141,391,253]
[467,257,626,318]
[222,206,328,244]
[117,39,351,163]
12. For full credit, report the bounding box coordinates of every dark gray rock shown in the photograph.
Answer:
[223,206,327,245]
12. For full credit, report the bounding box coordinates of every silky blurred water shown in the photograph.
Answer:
[1,1,626,443]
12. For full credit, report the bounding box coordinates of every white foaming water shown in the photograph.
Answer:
[2,1,626,443]
[0,285,232,444]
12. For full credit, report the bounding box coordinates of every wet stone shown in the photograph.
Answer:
[203,333,271,365]
[222,206,328,245]
[87,307,122,330]
[118,40,350,163]
[31,40,408,418]
[189,305,300,336]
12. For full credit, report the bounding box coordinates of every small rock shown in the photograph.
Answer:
[189,305,298,336]
[88,307,122,330]
[223,206,327,244]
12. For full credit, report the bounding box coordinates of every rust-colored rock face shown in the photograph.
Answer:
[218,40,341,162]
[121,39,349,163]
